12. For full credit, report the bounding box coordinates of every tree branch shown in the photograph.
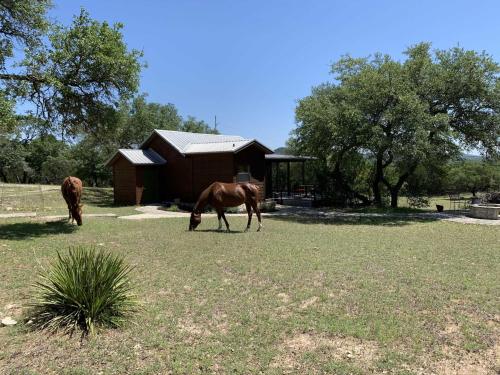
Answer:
[0,73,46,83]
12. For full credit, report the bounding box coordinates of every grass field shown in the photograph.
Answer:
[0,183,137,216]
[0,185,499,374]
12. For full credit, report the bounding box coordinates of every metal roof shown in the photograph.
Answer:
[184,140,257,154]
[147,129,273,154]
[265,154,316,161]
[106,148,166,166]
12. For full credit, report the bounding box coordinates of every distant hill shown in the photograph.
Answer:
[274,147,290,155]
[462,154,483,161]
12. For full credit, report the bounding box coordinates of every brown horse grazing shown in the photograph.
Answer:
[61,176,83,226]
[189,182,262,232]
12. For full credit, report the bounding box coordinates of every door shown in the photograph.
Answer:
[142,167,160,204]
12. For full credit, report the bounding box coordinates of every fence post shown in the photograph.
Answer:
[39,184,44,211]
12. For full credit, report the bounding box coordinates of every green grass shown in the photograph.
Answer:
[0,185,498,374]
[0,183,137,216]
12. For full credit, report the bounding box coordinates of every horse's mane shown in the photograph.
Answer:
[193,183,214,212]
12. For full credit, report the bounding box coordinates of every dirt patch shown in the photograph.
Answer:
[423,314,500,374]
[299,296,319,310]
[270,332,380,371]
[177,317,211,337]
[439,315,462,347]
[277,292,291,304]
[428,343,500,375]
[211,310,229,335]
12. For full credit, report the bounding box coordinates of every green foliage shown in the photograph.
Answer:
[0,0,51,69]
[30,246,136,335]
[0,136,29,182]
[293,43,500,207]
[181,115,219,134]
[406,195,430,209]
[71,136,113,187]
[0,91,17,133]
[24,135,67,177]
[446,160,500,195]
[1,6,143,136]
[116,95,183,147]
[41,153,77,184]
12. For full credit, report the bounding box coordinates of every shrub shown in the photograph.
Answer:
[407,195,430,209]
[259,200,276,212]
[30,246,136,335]
[483,192,500,204]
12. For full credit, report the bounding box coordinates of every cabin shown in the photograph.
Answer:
[106,130,281,205]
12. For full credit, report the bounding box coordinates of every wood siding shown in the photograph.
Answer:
[112,156,137,204]
[143,135,192,201]
[234,144,266,200]
[190,153,234,199]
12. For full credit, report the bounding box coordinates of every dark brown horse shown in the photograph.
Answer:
[61,176,83,226]
[189,182,262,232]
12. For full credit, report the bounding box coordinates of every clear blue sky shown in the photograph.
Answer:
[49,0,500,149]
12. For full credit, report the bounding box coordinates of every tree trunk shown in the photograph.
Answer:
[382,166,417,209]
[372,152,384,206]
[332,158,371,206]
[390,189,399,208]
[373,180,382,205]
[0,170,7,182]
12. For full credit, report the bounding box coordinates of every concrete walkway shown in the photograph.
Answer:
[0,212,117,220]
[0,212,37,219]
[1,206,497,225]
[115,205,500,225]
[40,213,117,222]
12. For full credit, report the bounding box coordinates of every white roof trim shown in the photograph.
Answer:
[105,148,166,166]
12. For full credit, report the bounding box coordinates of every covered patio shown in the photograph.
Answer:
[264,153,317,206]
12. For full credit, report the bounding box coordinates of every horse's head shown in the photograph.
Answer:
[189,211,201,231]
[71,204,83,226]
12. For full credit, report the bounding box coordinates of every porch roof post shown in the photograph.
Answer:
[286,161,291,196]
[301,161,305,187]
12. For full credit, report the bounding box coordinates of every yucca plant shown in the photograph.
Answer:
[30,246,136,335]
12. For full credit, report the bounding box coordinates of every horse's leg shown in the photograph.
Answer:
[64,198,71,222]
[251,200,262,231]
[244,202,252,232]
[217,210,223,231]
[221,211,230,232]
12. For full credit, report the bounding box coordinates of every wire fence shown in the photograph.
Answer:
[0,183,60,213]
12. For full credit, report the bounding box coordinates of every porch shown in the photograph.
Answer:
[265,154,317,206]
